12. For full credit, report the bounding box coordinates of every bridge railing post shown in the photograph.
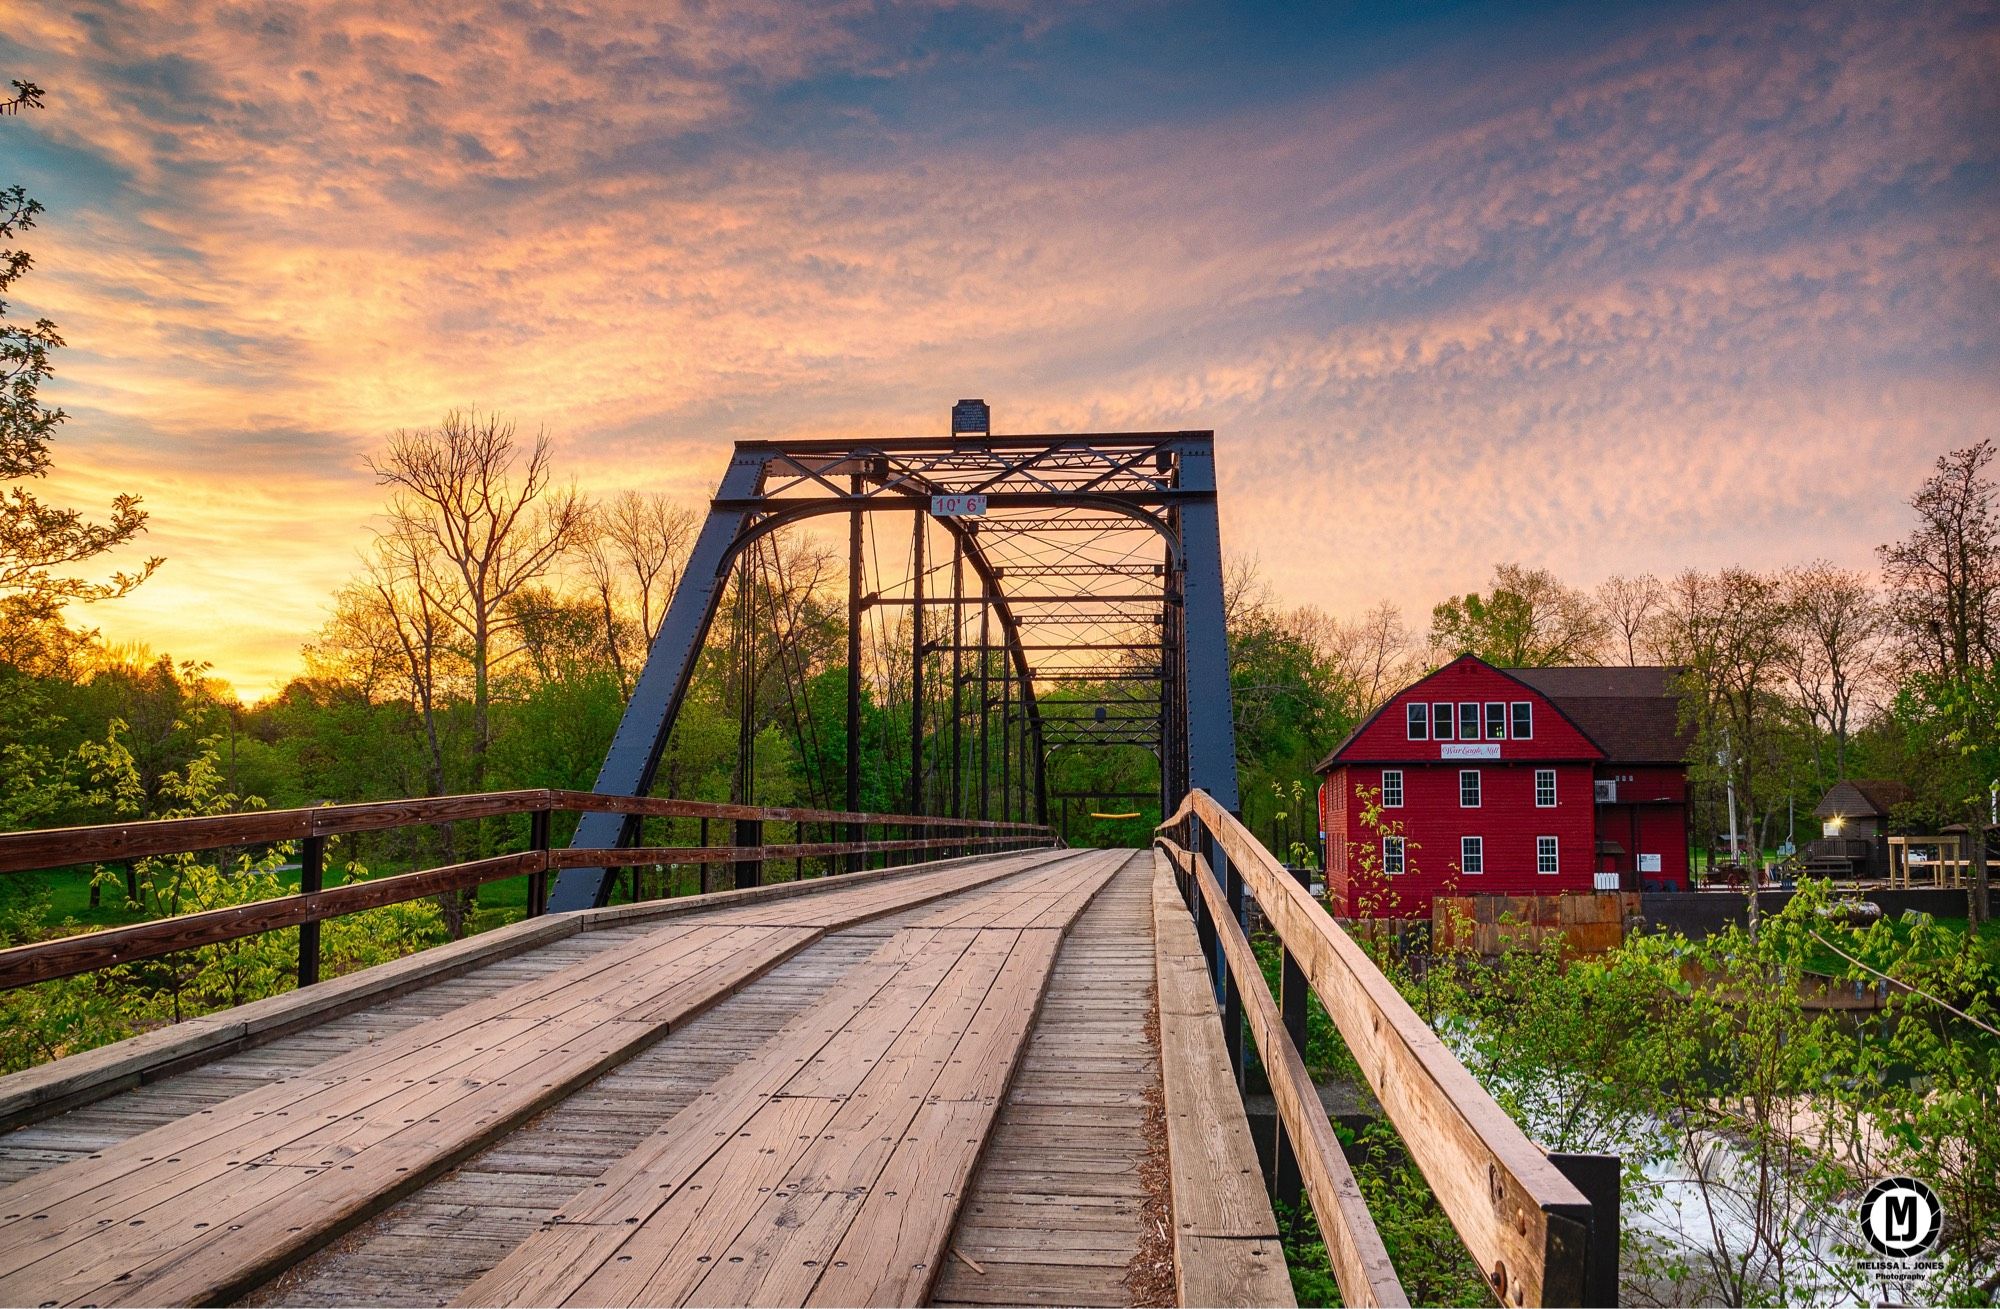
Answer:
[735,817,762,889]
[1274,861,1312,1222]
[1216,835,1245,1085]
[527,807,552,916]
[297,834,324,987]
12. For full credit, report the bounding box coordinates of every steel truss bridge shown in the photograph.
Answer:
[0,425,1617,1308]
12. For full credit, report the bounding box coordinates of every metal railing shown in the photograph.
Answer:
[1158,789,1616,1308]
[0,790,1054,993]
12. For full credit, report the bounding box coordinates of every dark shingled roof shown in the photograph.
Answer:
[1510,666,1694,765]
[1812,779,1915,821]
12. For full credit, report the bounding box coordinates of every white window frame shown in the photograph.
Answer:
[1383,836,1406,876]
[1484,701,1506,739]
[1535,768,1558,808]
[1406,702,1429,740]
[1458,702,1481,741]
[1381,769,1404,808]
[1432,702,1454,741]
[1512,701,1534,739]
[1460,835,1484,875]
[1459,769,1481,808]
[1537,835,1560,875]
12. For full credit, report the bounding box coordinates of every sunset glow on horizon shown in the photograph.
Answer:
[4,0,1996,699]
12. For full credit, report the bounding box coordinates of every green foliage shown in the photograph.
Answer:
[1428,563,1607,668]
[1256,881,2000,1306]
[1,83,159,614]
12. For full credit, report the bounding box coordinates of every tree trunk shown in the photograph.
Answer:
[1970,816,1991,924]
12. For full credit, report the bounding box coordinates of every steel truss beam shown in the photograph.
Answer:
[548,430,1239,910]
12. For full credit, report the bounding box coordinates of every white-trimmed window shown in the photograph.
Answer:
[1432,702,1454,740]
[1383,836,1406,876]
[1535,768,1558,808]
[1511,701,1534,739]
[1459,770,1481,807]
[1484,702,1506,739]
[1537,835,1560,874]
[1458,702,1480,740]
[1406,703,1429,740]
[1381,770,1404,808]
[1461,835,1484,875]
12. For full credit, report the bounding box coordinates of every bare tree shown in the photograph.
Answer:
[1880,440,2000,677]
[1308,601,1415,714]
[1780,562,1884,781]
[1598,573,1665,666]
[1654,568,1796,926]
[369,411,589,785]
[578,491,698,696]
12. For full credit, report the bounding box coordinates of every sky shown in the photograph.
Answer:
[3,0,1997,700]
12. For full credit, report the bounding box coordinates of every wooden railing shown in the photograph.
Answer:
[0,790,1054,993]
[1157,790,1615,1309]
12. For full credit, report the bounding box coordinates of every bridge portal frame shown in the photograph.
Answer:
[549,430,1241,912]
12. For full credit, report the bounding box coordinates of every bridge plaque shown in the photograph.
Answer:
[951,398,991,435]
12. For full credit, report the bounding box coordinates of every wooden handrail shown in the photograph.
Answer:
[1159,836,1407,1307]
[0,791,1050,875]
[1158,789,1591,1308]
[0,832,1054,993]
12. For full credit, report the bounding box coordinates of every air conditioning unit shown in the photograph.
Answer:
[1594,780,1618,804]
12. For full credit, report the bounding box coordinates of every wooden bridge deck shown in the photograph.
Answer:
[0,847,1288,1308]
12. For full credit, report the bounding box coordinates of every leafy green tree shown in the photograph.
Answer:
[0,81,158,642]
[1428,563,1607,667]
[1880,442,2000,921]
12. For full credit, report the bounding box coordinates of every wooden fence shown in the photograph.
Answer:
[0,790,1053,993]
[1158,789,1615,1308]
[1433,892,1644,958]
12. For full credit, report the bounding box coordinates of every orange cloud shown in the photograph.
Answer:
[3,0,1994,696]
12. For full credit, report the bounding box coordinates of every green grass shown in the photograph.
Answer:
[1793,911,2000,976]
[13,864,545,937]
[12,855,867,943]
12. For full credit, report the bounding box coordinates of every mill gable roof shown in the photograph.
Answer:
[1317,657,1691,772]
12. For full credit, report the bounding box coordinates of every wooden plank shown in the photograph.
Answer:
[1178,1236,1293,1308]
[53,931,811,1308]
[1161,790,1593,1308]
[457,931,963,1306]
[1149,862,1288,1246]
[0,915,836,1305]
[0,930,744,1286]
[1180,844,1402,1308]
[460,852,1119,1308]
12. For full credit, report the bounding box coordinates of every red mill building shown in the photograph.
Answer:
[1315,656,1692,918]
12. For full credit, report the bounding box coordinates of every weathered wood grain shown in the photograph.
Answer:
[0,848,1092,1308]
[1160,789,1592,1308]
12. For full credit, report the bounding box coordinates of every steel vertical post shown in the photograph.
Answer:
[528,808,552,916]
[734,817,762,889]
[910,510,926,815]
[950,534,964,821]
[297,834,324,987]
[1174,436,1240,812]
[978,576,991,821]
[847,474,863,872]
